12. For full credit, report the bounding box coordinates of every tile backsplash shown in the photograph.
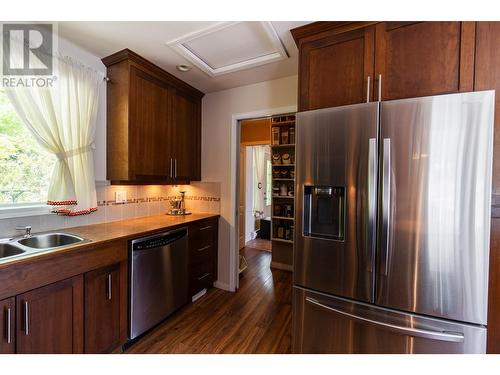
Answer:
[0,182,221,238]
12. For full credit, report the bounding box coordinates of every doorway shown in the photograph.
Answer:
[238,117,272,273]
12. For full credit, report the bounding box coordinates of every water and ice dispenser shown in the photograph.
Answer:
[303,186,345,241]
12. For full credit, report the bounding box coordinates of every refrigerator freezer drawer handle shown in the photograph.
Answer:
[381,138,391,275]
[305,297,465,343]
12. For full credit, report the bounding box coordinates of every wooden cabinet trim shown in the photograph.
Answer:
[459,21,476,92]
[291,21,379,46]
[102,48,204,99]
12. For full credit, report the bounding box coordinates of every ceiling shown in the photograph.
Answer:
[58,21,310,93]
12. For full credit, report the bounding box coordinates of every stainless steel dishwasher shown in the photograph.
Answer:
[129,227,188,340]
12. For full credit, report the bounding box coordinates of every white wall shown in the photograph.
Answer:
[57,34,107,181]
[202,75,298,290]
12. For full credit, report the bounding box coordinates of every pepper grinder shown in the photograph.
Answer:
[179,191,186,214]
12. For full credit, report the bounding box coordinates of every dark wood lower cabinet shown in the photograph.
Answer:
[15,276,83,354]
[84,263,121,353]
[0,297,15,353]
[188,219,219,297]
[1,219,218,354]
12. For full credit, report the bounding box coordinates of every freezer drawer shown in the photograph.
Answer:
[293,287,486,354]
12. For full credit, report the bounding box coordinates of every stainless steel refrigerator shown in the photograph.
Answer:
[293,91,495,354]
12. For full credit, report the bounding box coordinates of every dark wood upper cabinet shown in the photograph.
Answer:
[15,276,83,354]
[102,49,204,184]
[294,25,375,111]
[84,264,121,353]
[129,66,172,180]
[172,90,201,182]
[374,22,475,101]
[292,21,476,110]
[0,297,15,354]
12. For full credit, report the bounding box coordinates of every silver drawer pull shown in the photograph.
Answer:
[24,301,29,336]
[6,307,12,344]
[200,226,212,231]
[197,245,211,252]
[197,273,211,281]
[107,273,112,300]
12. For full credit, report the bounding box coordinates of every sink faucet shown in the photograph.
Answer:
[15,226,32,238]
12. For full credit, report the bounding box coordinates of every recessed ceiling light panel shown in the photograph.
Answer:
[166,21,289,77]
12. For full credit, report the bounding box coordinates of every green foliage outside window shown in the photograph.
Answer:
[0,88,55,204]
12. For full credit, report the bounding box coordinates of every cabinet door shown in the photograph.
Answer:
[299,26,375,111]
[0,297,15,354]
[84,264,120,353]
[171,90,201,182]
[129,66,174,181]
[16,276,83,354]
[375,22,475,101]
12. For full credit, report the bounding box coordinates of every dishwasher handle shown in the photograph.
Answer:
[131,227,188,251]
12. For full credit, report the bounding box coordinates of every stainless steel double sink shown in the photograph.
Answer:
[0,233,86,262]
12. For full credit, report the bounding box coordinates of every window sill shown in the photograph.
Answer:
[0,204,53,219]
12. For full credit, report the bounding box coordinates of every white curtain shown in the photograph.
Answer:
[5,44,101,215]
[253,146,266,213]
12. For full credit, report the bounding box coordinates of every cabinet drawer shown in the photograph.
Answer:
[189,261,215,296]
[189,241,214,265]
[189,219,217,236]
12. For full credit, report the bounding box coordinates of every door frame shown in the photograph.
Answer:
[231,105,297,290]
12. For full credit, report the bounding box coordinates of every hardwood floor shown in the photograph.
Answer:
[245,239,272,252]
[125,247,292,353]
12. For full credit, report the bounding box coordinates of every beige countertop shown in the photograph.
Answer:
[66,212,219,244]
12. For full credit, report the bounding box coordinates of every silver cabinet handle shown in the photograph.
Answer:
[174,158,177,179]
[107,273,112,300]
[305,297,464,343]
[5,307,12,344]
[377,73,382,102]
[24,301,29,336]
[381,138,391,275]
[197,245,211,252]
[366,75,371,103]
[367,138,378,272]
[200,225,212,231]
[198,273,211,281]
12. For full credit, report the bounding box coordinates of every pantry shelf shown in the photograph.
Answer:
[271,113,296,254]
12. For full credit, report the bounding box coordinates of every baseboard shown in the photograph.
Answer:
[270,261,293,272]
[214,280,232,291]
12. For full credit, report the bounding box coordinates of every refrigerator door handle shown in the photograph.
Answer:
[305,297,465,343]
[367,138,378,272]
[381,138,391,275]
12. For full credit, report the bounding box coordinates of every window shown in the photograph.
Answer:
[0,87,55,205]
